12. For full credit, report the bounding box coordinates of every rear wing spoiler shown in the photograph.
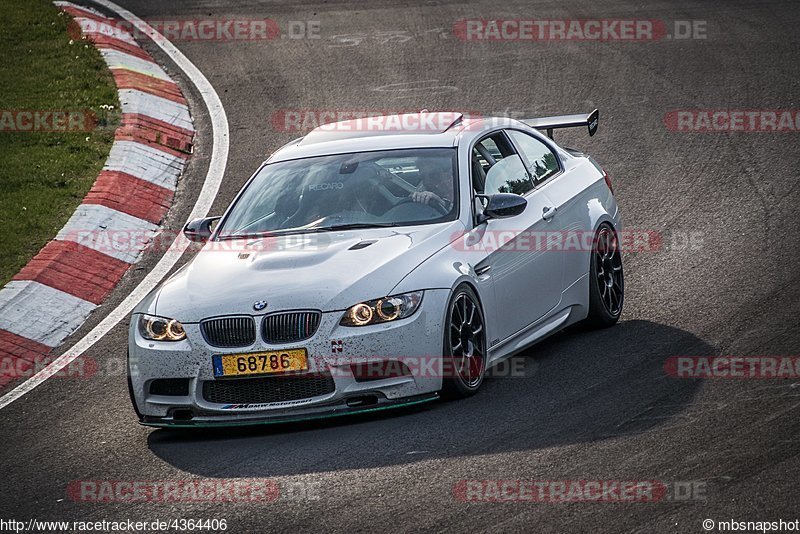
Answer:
[521,109,599,140]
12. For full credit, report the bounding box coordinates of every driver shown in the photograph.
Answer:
[410,157,454,211]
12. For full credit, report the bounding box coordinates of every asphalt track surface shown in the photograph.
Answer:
[3,1,800,532]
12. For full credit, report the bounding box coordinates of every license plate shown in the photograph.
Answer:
[212,349,308,378]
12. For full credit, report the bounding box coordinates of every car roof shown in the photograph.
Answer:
[267,113,521,163]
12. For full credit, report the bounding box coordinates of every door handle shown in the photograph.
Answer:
[542,206,557,221]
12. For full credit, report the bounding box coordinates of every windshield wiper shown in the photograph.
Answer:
[311,222,399,232]
[216,231,279,240]
[216,223,397,240]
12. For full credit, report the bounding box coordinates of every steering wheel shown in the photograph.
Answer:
[427,195,450,215]
[376,184,450,215]
[358,164,451,216]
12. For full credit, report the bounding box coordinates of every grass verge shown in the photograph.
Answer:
[0,0,119,285]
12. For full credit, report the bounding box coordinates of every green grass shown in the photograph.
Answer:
[0,0,119,285]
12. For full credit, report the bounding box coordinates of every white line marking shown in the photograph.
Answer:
[0,0,229,410]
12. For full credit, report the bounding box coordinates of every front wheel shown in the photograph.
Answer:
[585,223,624,328]
[441,284,487,398]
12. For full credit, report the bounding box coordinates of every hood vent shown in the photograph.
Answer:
[348,240,376,250]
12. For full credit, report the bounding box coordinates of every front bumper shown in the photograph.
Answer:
[128,289,449,426]
[138,394,438,428]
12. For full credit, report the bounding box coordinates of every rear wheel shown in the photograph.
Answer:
[585,223,624,328]
[441,284,487,398]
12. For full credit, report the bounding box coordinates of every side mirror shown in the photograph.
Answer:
[183,217,220,243]
[477,193,527,222]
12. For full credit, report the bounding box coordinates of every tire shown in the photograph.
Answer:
[441,284,487,398]
[585,223,624,328]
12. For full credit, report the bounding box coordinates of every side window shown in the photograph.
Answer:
[507,130,560,184]
[472,133,534,196]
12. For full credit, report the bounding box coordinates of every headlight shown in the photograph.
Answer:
[138,314,187,341]
[340,291,423,327]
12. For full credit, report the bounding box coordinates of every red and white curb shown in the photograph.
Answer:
[0,1,194,387]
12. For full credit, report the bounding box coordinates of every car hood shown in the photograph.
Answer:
[151,221,464,322]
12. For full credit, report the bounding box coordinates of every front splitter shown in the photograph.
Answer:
[139,393,439,429]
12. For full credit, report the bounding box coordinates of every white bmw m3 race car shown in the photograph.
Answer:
[127,110,623,427]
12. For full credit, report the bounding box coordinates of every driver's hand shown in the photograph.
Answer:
[411,191,441,205]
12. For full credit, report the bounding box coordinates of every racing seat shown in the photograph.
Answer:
[483,154,528,196]
[283,181,339,228]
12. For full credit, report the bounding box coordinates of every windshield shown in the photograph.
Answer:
[216,148,458,238]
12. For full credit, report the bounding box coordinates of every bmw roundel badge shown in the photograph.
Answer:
[253,300,268,311]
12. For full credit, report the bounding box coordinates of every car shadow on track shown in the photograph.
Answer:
[146,319,710,477]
